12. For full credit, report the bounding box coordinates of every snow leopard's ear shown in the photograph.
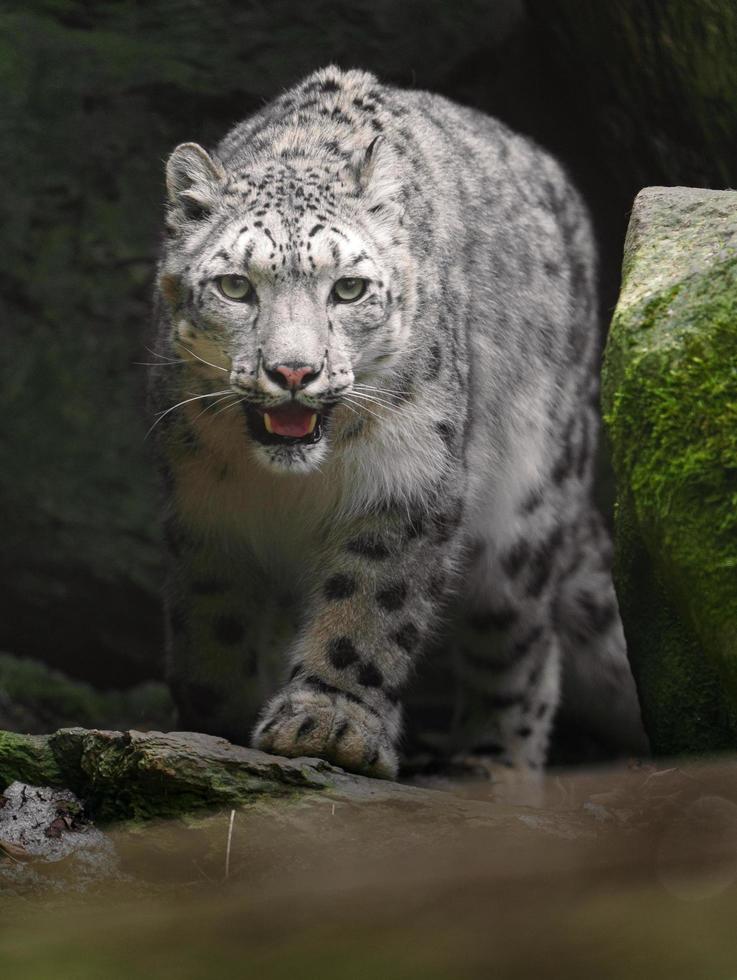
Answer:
[165,142,225,222]
[346,136,403,218]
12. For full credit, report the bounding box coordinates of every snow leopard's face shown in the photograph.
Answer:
[158,143,410,474]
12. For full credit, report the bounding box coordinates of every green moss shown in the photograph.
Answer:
[0,731,61,787]
[606,259,737,693]
[51,729,325,822]
[603,188,737,752]
[1,727,328,821]
[613,490,737,752]
[80,747,301,824]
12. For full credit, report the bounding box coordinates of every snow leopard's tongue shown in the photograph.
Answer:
[263,404,318,438]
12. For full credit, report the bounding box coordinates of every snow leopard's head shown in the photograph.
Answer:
[157,131,412,475]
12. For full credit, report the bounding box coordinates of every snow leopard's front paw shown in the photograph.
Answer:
[252,683,398,779]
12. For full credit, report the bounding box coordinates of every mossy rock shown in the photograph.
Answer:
[0,726,538,825]
[602,185,737,754]
[0,728,343,821]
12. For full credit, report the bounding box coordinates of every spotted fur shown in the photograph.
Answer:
[150,66,647,780]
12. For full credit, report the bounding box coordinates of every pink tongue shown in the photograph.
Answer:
[266,404,315,437]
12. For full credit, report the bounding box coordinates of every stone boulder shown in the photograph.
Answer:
[602,186,737,754]
[0,781,117,893]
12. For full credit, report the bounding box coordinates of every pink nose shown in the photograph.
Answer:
[267,363,319,391]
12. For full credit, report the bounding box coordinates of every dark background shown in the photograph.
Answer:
[1,0,735,693]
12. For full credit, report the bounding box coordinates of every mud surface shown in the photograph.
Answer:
[2,758,737,978]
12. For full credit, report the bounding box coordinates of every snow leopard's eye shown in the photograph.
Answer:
[332,278,367,303]
[216,275,253,301]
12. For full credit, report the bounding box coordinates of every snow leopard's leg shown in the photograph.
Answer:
[451,503,570,780]
[163,507,291,743]
[252,494,464,778]
[555,509,649,755]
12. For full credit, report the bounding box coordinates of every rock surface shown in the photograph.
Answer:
[0,781,117,893]
[0,727,532,822]
[602,186,737,754]
[0,728,334,820]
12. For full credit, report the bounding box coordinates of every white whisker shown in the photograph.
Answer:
[145,345,181,363]
[350,389,400,405]
[350,400,399,416]
[348,391,401,413]
[210,396,248,420]
[192,392,238,423]
[342,396,386,424]
[177,343,230,374]
[353,381,405,390]
[134,360,187,367]
[145,389,233,439]
[337,401,360,418]
[353,384,407,396]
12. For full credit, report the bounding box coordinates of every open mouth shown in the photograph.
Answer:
[243,401,330,447]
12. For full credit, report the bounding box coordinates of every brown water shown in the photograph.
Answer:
[2,759,737,979]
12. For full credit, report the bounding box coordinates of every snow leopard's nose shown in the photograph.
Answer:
[264,361,322,392]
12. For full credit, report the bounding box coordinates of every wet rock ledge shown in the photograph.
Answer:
[2,727,550,832]
[0,728,391,821]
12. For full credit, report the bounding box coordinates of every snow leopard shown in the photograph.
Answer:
[149,65,647,781]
